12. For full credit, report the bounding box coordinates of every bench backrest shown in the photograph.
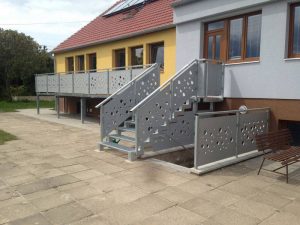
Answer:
[255,129,292,152]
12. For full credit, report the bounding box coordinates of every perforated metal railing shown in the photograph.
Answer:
[35,65,150,95]
[130,59,224,156]
[96,63,160,140]
[194,108,270,169]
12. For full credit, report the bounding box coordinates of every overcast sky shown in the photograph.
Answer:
[0,0,116,51]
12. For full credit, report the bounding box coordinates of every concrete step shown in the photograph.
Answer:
[109,134,136,143]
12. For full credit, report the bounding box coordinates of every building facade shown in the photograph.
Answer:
[173,0,300,131]
[52,0,176,117]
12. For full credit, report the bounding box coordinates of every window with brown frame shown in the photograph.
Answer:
[76,55,85,72]
[149,42,164,70]
[289,3,300,58]
[114,48,126,70]
[87,53,97,71]
[66,57,74,73]
[204,12,262,63]
[131,46,143,66]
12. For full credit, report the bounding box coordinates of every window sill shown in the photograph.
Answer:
[225,60,260,66]
[284,58,300,61]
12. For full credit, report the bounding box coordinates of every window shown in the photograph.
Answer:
[289,3,300,58]
[87,53,97,71]
[204,12,262,62]
[150,42,164,69]
[66,57,74,73]
[76,55,85,72]
[114,49,126,69]
[131,46,143,66]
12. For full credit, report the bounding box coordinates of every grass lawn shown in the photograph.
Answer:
[0,130,17,145]
[0,100,55,112]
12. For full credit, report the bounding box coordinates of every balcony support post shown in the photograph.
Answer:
[56,96,60,119]
[36,94,40,115]
[80,97,86,124]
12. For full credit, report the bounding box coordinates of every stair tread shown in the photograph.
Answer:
[100,141,135,153]
[109,134,135,142]
[118,127,136,132]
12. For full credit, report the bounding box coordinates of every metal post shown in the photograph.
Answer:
[99,106,105,151]
[46,75,48,94]
[194,115,199,168]
[192,101,198,114]
[88,72,91,94]
[72,73,74,93]
[56,96,60,119]
[209,102,214,111]
[36,94,40,114]
[107,69,110,94]
[80,97,86,124]
[235,112,240,157]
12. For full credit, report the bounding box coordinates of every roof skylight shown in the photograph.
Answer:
[104,0,146,16]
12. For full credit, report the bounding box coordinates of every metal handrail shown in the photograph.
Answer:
[95,63,157,108]
[35,64,152,76]
[196,107,270,117]
[130,59,204,112]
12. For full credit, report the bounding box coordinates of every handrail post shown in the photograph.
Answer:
[88,71,91,94]
[58,73,61,94]
[235,111,240,158]
[107,69,110,94]
[72,73,74,93]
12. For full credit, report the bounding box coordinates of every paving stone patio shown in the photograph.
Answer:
[0,111,299,225]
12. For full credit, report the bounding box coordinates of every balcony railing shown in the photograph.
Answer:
[35,65,151,96]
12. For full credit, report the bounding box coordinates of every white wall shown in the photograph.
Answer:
[174,0,300,100]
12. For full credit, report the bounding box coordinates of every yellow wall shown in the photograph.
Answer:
[54,28,176,83]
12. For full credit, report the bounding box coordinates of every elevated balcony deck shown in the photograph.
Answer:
[35,65,151,97]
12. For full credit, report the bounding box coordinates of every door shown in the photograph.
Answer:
[205,31,226,62]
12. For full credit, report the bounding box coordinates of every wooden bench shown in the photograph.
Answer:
[255,129,300,183]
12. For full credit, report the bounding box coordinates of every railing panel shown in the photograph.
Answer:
[109,70,131,94]
[194,109,269,168]
[100,64,160,138]
[47,75,59,93]
[149,111,195,150]
[238,111,268,154]
[90,72,108,95]
[134,60,200,152]
[172,62,198,110]
[195,115,237,166]
[36,75,47,92]
[60,74,73,93]
[206,62,223,97]
[136,86,172,146]
[132,68,146,79]
[74,73,89,94]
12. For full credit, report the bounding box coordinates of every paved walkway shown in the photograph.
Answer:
[0,112,299,225]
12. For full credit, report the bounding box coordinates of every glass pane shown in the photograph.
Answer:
[208,36,213,59]
[151,43,164,69]
[229,18,243,60]
[246,14,261,58]
[131,46,143,66]
[215,35,221,60]
[115,49,126,69]
[88,53,97,71]
[208,21,224,31]
[293,6,300,54]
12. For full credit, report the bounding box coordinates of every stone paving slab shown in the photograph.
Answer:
[0,112,299,225]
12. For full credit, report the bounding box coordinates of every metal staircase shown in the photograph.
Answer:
[96,59,224,160]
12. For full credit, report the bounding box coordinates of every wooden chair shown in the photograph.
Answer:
[255,129,300,183]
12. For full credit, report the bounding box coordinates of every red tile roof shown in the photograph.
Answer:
[53,0,175,53]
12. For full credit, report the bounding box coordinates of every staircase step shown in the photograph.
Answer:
[118,127,136,133]
[109,134,135,143]
[203,96,224,102]
[124,120,136,126]
[100,141,135,153]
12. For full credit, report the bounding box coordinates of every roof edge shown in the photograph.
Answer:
[52,24,175,54]
[171,0,200,8]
